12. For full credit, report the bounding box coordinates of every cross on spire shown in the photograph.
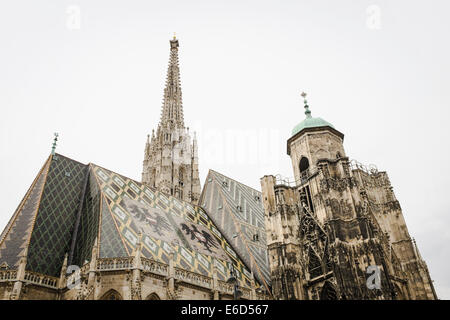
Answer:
[301,91,312,118]
[51,133,59,155]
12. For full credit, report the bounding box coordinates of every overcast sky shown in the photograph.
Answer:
[1,0,449,299]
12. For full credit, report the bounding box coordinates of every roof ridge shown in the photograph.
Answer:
[208,169,261,194]
[54,153,87,166]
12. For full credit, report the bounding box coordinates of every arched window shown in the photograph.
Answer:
[146,293,161,300]
[320,281,338,300]
[394,283,406,300]
[152,168,156,187]
[336,152,342,159]
[179,167,184,183]
[100,289,123,300]
[308,247,322,279]
[299,157,309,173]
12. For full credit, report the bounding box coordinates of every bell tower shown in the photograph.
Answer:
[287,92,346,185]
[261,91,436,300]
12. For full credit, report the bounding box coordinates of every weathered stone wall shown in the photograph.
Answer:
[142,126,201,204]
[261,175,305,300]
[261,126,437,300]
[289,130,346,183]
[352,169,436,299]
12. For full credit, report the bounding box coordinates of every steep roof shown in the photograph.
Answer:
[200,170,271,290]
[0,154,258,289]
[0,154,88,276]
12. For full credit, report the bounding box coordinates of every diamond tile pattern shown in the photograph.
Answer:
[72,170,101,267]
[200,170,270,286]
[26,155,88,276]
[0,157,51,268]
[99,196,128,258]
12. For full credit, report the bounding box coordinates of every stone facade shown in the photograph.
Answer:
[142,37,201,204]
[261,118,437,300]
[0,238,266,300]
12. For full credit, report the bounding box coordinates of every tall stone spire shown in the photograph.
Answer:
[160,36,184,128]
[142,37,201,204]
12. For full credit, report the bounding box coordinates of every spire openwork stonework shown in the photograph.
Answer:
[142,37,201,204]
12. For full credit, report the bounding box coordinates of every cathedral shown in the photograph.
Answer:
[0,37,437,300]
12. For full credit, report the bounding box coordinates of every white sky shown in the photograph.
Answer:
[1,0,449,299]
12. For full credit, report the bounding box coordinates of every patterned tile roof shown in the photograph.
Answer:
[26,154,88,276]
[200,170,270,290]
[91,164,255,288]
[0,157,51,269]
[0,154,259,289]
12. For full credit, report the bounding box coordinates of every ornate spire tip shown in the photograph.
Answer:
[51,132,59,155]
[301,91,312,118]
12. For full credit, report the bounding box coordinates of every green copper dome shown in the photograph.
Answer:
[291,93,334,136]
[291,116,334,136]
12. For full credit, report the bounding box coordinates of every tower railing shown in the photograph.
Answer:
[274,165,318,188]
[274,159,379,188]
[349,160,378,175]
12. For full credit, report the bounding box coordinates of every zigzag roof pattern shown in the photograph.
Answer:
[200,170,270,291]
[0,154,259,289]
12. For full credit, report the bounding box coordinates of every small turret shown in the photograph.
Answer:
[287,92,346,183]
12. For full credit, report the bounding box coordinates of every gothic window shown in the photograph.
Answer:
[308,247,322,279]
[179,167,184,200]
[394,283,405,300]
[175,186,183,199]
[336,152,342,159]
[179,167,184,183]
[320,281,338,300]
[152,169,156,187]
[100,289,123,300]
[299,186,315,213]
[146,293,161,300]
[275,190,285,204]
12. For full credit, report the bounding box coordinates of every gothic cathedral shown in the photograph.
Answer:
[0,38,437,300]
